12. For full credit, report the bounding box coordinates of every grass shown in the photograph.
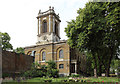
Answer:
[25,77,68,82]
[24,77,119,82]
[83,77,119,82]
[2,77,119,83]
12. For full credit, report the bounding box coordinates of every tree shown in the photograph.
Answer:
[13,47,24,54]
[65,2,120,77]
[46,60,59,78]
[0,32,13,50]
[23,61,59,78]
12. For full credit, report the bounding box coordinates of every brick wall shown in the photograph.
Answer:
[2,50,33,74]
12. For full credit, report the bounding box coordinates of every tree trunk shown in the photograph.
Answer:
[105,67,110,77]
[93,55,98,78]
[105,46,114,77]
[98,64,102,76]
[94,68,97,77]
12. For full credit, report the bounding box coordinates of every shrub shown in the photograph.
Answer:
[47,69,59,78]
[46,60,59,78]
[23,61,59,78]
[71,74,80,77]
[2,73,11,78]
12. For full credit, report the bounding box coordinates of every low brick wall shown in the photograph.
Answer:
[2,50,33,74]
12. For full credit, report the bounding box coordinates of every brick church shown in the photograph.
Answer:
[24,6,86,76]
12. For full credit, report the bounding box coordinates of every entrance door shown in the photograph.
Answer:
[71,63,75,73]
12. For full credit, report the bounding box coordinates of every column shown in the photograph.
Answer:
[58,22,60,37]
[53,16,55,32]
[38,18,39,35]
[39,18,41,34]
[75,62,77,74]
[49,15,51,32]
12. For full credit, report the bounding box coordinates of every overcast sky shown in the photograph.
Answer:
[0,0,89,49]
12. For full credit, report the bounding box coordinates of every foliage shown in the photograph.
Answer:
[13,47,24,54]
[70,74,80,77]
[65,2,120,77]
[110,59,120,73]
[46,60,59,78]
[23,62,43,78]
[23,61,59,78]
[2,73,11,78]
[0,32,13,50]
[85,51,94,76]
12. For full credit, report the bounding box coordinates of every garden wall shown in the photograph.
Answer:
[2,50,33,74]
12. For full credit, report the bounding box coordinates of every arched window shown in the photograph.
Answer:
[55,22,58,36]
[59,49,63,59]
[27,51,32,56]
[59,64,64,69]
[42,51,46,61]
[42,20,47,33]
[31,51,36,57]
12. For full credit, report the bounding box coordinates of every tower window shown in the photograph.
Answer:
[55,22,58,36]
[42,51,46,61]
[59,49,63,59]
[42,20,47,33]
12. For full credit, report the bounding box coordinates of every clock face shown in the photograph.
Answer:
[43,36,47,40]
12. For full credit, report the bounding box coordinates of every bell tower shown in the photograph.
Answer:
[36,6,61,45]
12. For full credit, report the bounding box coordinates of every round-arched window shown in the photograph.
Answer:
[42,51,46,61]
[42,20,47,33]
[59,49,63,59]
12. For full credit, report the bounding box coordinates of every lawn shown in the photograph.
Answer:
[25,77,119,82]
[1,77,119,83]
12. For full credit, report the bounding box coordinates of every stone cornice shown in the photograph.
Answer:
[36,6,61,22]
[24,40,67,49]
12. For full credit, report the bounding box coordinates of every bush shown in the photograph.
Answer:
[47,69,59,78]
[2,73,11,78]
[46,60,59,78]
[71,74,80,77]
[23,61,59,78]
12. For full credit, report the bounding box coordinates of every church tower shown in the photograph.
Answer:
[36,6,61,45]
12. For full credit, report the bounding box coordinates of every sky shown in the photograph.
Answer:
[0,0,89,49]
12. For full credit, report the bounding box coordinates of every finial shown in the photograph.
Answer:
[52,7,54,10]
[38,10,41,14]
[58,13,59,16]
[49,6,51,9]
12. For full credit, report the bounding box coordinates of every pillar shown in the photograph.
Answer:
[49,15,51,32]
[53,16,55,32]
[58,22,60,37]
[75,62,77,74]
[38,18,39,35]
[39,18,41,34]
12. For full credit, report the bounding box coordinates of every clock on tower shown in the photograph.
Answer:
[36,6,61,45]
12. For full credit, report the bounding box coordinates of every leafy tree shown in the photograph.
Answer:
[65,2,120,77]
[46,60,59,78]
[0,32,13,50]
[23,61,59,78]
[23,62,46,78]
[85,51,94,76]
[110,59,120,73]
[13,47,24,54]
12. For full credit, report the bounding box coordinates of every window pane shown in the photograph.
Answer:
[59,49,63,58]
[59,64,64,69]
[43,21,47,33]
[42,51,46,61]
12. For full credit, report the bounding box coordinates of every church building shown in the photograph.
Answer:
[24,6,86,76]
